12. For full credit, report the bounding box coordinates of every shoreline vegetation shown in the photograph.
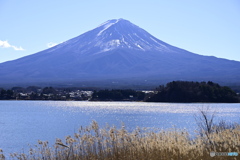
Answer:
[1,110,240,160]
[0,81,239,103]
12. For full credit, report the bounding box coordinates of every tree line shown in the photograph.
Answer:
[0,81,239,102]
[145,81,239,103]
[91,89,145,101]
[0,86,92,100]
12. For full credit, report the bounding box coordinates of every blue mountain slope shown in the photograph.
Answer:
[0,19,240,86]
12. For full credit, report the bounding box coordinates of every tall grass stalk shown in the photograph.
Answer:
[3,120,239,160]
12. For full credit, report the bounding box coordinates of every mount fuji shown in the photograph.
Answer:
[1,19,240,87]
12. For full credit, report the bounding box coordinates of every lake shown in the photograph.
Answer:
[0,101,239,156]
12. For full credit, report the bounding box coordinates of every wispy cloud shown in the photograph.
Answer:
[47,42,60,48]
[0,40,25,51]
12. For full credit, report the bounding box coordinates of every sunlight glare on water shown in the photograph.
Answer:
[0,101,239,156]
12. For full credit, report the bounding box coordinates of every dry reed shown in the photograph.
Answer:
[0,120,238,160]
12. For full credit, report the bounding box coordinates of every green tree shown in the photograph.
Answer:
[146,81,239,103]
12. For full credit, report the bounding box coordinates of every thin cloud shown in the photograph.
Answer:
[12,46,25,51]
[47,42,60,48]
[0,40,25,51]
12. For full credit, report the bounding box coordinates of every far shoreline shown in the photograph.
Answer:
[0,99,239,104]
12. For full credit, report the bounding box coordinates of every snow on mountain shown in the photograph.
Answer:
[97,19,119,36]
[0,18,240,87]
[48,18,173,55]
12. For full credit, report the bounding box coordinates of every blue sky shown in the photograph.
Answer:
[0,0,240,63]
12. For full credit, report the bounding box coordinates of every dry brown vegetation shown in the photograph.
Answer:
[0,119,239,160]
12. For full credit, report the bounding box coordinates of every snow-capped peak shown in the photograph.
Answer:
[97,19,120,28]
[90,18,172,53]
[97,19,120,36]
[55,18,173,55]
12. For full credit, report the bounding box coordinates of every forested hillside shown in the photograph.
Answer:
[146,81,239,103]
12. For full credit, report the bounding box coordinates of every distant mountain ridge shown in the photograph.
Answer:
[0,18,240,87]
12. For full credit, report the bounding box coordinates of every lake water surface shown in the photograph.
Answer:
[0,101,239,156]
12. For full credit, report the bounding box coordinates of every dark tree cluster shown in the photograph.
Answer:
[146,81,239,103]
[0,89,14,100]
[91,89,145,101]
